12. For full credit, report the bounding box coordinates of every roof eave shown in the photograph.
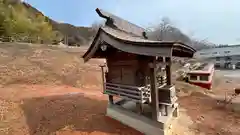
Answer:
[82,27,196,62]
[82,29,102,62]
[173,42,196,52]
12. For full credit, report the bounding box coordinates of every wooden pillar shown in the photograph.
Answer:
[166,57,172,85]
[100,65,106,92]
[108,95,114,104]
[100,64,113,104]
[149,61,159,121]
[136,102,143,114]
[164,105,168,116]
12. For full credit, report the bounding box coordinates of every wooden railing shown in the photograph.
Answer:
[104,78,167,103]
[104,82,151,103]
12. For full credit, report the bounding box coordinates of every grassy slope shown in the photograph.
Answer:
[0,1,95,45]
[0,42,103,88]
[22,2,95,46]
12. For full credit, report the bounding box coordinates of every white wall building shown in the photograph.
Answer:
[194,45,240,69]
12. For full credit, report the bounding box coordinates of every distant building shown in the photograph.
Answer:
[194,45,240,69]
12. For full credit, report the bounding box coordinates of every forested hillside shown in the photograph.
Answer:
[22,1,96,46]
[0,0,95,45]
[0,0,63,44]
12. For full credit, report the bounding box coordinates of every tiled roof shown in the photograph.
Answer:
[101,26,195,48]
[82,8,196,62]
[96,8,145,38]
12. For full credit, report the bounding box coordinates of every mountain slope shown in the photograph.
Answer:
[22,2,95,46]
[0,0,63,44]
[0,0,95,46]
[50,22,95,46]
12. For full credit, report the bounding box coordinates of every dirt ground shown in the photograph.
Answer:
[0,43,239,135]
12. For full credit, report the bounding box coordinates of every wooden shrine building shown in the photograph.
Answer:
[83,8,196,135]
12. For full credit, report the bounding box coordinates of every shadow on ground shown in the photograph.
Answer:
[21,93,142,135]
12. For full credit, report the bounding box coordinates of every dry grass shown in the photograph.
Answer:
[0,43,239,135]
[0,43,103,89]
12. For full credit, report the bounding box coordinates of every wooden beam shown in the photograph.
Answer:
[109,95,114,104]
[105,91,139,102]
[99,64,106,92]
[106,85,141,95]
[165,57,172,85]
[136,102,143,114]
[100,64,115,104]
[149,61,159,121]
[105,82,142,90]
[105,89,141,100]
[100,65,114,104]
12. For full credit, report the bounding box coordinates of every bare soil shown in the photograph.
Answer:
[0,43,239,135]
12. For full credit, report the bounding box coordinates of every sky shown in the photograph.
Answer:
[24,0,240,45]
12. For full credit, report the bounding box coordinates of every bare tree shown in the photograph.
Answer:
[147,17,191,44]
[147,17,213,50]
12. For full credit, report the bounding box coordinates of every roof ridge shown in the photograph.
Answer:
[96,8,146,38]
